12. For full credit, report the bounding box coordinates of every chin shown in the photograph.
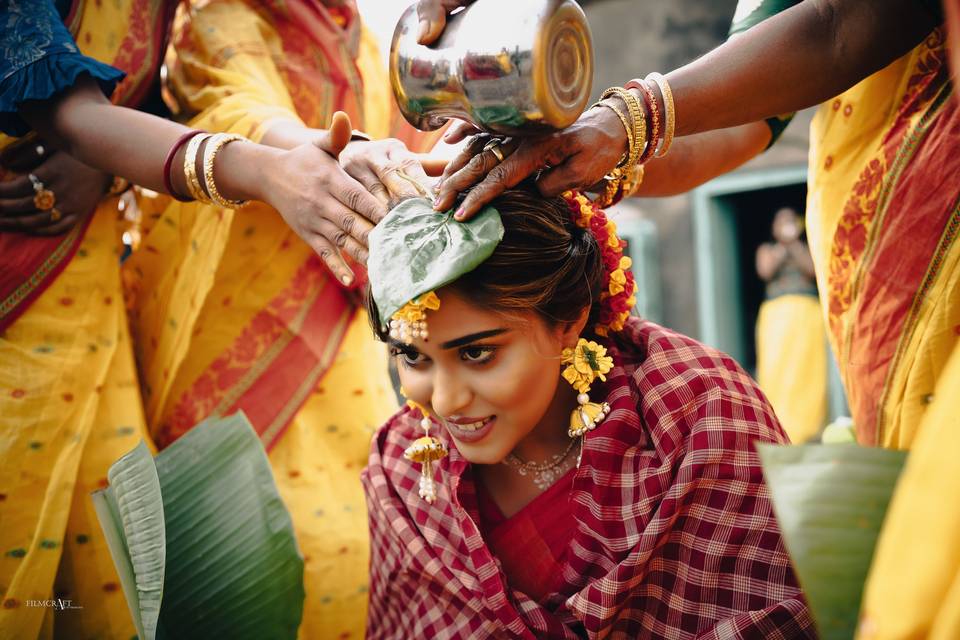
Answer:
[452,439,512,466]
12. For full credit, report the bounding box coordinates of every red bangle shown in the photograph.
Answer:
[163,130,205,201]
[625,79,660,164]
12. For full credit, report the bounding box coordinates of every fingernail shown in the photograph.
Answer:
[454,207,465,219]
[341,273,353,286]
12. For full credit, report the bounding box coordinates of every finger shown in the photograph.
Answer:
[439,134,489,183]
[383,149,433,198]
[348,163,391,208]
[0,209,58,229]
[315,111,353,159]
[0,175,35,199]
[416,0,446,44]
[315,216,370,264]
[323,200,377,249]
[334,178,388,225]
[0,195,41,216]
[307,234,356,287]
[435,137,520,212]
[28,214,81,236]
[454,140,545,220]
[442,120,479,144]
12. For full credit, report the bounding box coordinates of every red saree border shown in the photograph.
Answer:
[0,213,93,334]
[827,30,955,443]
[159,255,355,451]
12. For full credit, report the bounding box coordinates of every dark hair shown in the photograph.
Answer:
[366,185,605,339]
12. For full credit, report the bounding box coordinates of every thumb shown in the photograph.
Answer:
[315,111,353,158]
[416,0,447,44]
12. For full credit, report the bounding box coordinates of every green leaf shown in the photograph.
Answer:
[91,440,164,640]
[93,412,304,640]
[758,443,908,640]
[367,198,504,324]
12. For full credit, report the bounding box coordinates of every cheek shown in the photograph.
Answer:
[396,365,432,407]
[484,352,560,418]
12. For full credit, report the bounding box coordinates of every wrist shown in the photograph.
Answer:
[213,140,283,203]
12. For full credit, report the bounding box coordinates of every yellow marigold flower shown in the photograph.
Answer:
[619,256,632,270]
[608,269,627,296]
[573,339,613,378]
[562,365,591,393]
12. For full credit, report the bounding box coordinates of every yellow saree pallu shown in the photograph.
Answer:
[0,1,176,638]
[806,27,960,448]
[756,294,828,443]
[124,2,440,636]
[856,345,960,639]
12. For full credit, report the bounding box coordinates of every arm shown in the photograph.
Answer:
[784,240,816,279]
[431,0,939,217]
[756,243,785,282]
[20,77,381,286]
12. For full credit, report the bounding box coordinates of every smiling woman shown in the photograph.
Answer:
[360,187,816,638]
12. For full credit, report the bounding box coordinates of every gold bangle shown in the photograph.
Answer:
[633,80,660,164]
[183,133,212,203]
[602,87,646,168]
[645,72,675,158]
[201,133,249,208]
[593,99,634,168]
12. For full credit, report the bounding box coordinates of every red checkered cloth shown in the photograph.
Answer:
[362,318,815,638]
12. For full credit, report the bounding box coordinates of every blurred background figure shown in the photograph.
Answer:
[754,206,827,443]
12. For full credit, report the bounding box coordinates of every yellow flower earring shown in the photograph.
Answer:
[402,396,448,504]
[561,338,614,438]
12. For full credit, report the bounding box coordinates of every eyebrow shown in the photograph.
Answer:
[440,329,509,349]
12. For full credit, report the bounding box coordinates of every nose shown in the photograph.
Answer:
[430,368,473,420]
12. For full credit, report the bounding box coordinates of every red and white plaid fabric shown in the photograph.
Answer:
[362,318,815,638]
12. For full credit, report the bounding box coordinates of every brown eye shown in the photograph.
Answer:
[460,346,495,364]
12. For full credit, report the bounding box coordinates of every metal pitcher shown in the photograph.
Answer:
[390,0,594,136]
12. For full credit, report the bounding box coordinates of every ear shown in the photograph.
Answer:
[557,306,591,349]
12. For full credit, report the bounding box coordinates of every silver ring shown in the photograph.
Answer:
[483,139,505,163]
[28,173,43,192]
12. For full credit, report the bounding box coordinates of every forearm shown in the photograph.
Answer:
[21,76,280,203]
[632,122,770,197]
[666,0,937,136]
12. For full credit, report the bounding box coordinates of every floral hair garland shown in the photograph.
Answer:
[561,191,638,336]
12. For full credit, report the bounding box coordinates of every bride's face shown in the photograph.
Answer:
[390,288,580,464]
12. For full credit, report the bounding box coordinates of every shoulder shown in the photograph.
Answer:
[612,318,788,447]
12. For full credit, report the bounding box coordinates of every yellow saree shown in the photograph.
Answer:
[756,293,828,443]
[123,1,439,636]
[805,28,959,448]
[0,1,176,638]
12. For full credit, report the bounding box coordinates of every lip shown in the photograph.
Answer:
[442,416,496,444]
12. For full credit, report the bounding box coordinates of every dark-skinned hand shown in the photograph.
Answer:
[0,140,110,236]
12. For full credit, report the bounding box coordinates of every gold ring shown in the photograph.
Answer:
[483,139,505,163]
[28,173,56,210]
[49,208,62,222]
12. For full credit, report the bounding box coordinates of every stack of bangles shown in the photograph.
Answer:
[161,130,251,208]
[591,72,675,208]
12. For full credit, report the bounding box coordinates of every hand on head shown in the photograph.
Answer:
[270,111,444,285]
[433,105,629,220]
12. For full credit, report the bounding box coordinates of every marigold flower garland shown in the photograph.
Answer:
[561,191,638,336]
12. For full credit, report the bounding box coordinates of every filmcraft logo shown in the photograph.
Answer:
[25,599,83,610]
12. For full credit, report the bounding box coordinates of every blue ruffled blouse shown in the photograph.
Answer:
[0,0,125,137]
